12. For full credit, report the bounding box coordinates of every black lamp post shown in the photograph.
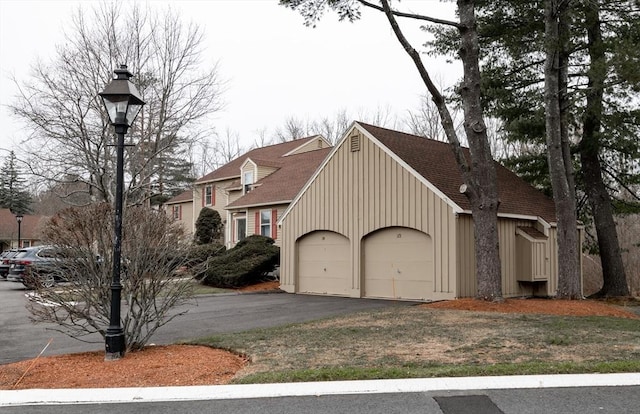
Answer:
[15,214,23,248]
[99,64,145,360]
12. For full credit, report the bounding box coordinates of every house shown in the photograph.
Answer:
[278,122,580,301]
[163,190,194,237]
[0,209,45,250]
[167,135,332,247]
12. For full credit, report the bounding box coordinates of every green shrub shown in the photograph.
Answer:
[185,242,226,267]
[196,235,280,288]
[194,207,223,245]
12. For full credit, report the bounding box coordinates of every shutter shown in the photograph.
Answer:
[201,188,205,207]
[212,185,216,206]
[255,211,260,235]
[271,209,277,239]
[179,205,182,220]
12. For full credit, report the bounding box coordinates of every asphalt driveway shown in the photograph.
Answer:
[0,280,412,364]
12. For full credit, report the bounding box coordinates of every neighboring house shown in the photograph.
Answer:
[170,136,332,247]
[279,122,581,302]
[0,209,44,250]
[163,190,194,237]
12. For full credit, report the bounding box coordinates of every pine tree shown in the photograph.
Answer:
[0,151,32,214]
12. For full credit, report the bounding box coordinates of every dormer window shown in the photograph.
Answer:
[243,171,254,194]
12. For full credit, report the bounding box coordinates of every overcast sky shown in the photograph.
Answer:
[0,0,459,153]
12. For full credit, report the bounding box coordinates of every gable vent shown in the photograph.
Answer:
[350,134,361,152]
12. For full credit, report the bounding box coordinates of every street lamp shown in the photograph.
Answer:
[99,64,145,360]
[15,214,23,248]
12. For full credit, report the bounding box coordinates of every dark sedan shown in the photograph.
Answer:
[0,249,19,279]
[6,246,63,288]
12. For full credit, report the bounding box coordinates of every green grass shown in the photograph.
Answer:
[191,305,640,384]
[233,360,640,384]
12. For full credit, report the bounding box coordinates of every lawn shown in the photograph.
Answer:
[193,302,640,384]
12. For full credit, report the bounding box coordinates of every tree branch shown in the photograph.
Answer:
[357,0,463,29]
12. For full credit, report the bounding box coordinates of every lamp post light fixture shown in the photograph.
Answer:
[99,64,145,360]
[15,214,23,248]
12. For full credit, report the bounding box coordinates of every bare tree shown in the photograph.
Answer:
[26,204,194,351]
[10,3,223,206]
[282,0,504,300]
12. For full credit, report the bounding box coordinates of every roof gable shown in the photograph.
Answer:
[196,136,321,184]
[357,122,557,222]
[226,147,332,209]
[280,122,556,224]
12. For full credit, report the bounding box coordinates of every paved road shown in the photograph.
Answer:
[0,279,410,364]
[2,385,639,413]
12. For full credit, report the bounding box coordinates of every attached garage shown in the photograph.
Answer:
[363,227,434,301]
[297,231,351,296]
[279,122,566,301]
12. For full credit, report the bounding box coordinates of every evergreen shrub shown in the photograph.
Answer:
[196,235,280,288]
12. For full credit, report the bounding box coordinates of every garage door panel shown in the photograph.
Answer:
[363,227,433,301]
[298,231,350,296]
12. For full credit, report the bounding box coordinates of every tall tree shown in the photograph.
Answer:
[9,3,223,207]
[282,0,504,300]
[544,0,581,298]
[578,1,630,297]
[444,0,640,297]
[0,151,32,214]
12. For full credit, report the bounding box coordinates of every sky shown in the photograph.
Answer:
[0,0,459,154]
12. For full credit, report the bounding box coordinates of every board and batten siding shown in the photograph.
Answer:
[456,216,562,298]
[280,130,457,300]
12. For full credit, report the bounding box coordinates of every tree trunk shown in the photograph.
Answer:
[581,2,629,297]
[457,0,502,301]
[378,0,503,301]
[544,0,582,299]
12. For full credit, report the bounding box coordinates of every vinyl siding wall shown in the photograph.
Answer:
[281,130,457,300]
[456,216,563,298]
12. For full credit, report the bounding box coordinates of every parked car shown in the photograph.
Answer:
[6,246,75,288]
[0,249,19,279]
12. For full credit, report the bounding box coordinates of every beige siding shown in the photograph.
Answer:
[194,178,237,245]
[257,166,278,181]
[456,215,476,298]
[287,137,329,155]
[457,217,561,298]
[246,204,287,248]
[281,130,456,300]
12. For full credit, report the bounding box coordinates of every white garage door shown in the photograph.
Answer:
[297,231,351,296]
[363,227,433,300]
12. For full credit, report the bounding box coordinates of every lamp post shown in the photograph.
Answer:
[15,214,23,248]
[99,64,145,360]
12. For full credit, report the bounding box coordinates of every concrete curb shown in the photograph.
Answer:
[2,373,639,407]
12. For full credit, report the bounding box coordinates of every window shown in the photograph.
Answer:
[172,205,181,220]
[243,171,254,194]
[260,210,271,237]
[236,218,246,242]
[21,240,31,248]
[203,185,214,206]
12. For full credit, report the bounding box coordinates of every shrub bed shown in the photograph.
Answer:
[195,235,279,288]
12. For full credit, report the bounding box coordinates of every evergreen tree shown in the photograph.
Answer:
[0,151,32,214]
[194,207,223,245]
[429,0,639,297]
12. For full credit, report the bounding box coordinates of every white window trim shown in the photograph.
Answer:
[235,217,247,242]
[260,209,271,237]
[204,185,213,206]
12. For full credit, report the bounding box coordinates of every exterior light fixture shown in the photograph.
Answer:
[98,64,145,360]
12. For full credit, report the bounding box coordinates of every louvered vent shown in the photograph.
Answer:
[350,134,361,152]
